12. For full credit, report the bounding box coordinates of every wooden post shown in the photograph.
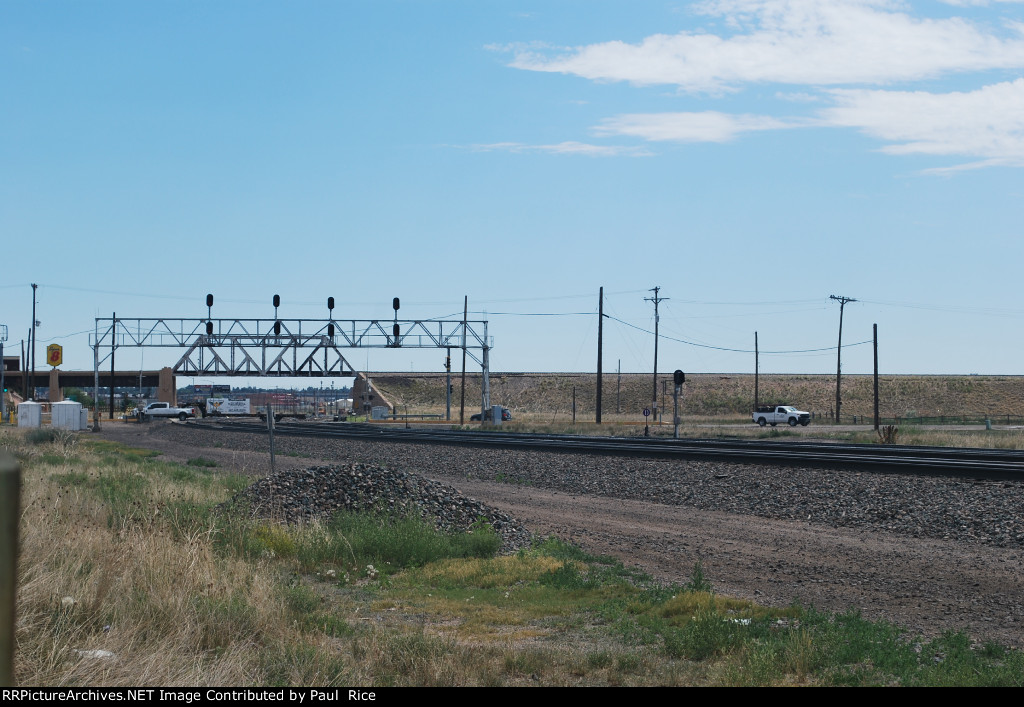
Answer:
[1,453,20,687]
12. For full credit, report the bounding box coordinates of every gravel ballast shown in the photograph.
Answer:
[160,423,1024,549]
[227,462,532,552]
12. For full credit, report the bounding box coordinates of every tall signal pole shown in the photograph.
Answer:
[645,287,667,421]
[830,294,856,424]
[596,287,603,424]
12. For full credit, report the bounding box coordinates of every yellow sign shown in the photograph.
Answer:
[46,344,62,368]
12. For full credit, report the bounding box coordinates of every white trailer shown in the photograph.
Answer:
[206,398,252,416]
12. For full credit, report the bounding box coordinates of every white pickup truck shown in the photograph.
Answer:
[140,402,196,421]
[753,405,810,427]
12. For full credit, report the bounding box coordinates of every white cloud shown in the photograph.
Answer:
[471,141,653,156]
[595,111,797,142]
[822,78,1024,166]
[938,1,1024,7]
[510,0,1024,91]
[590,79,1024,168]
[498,1,1024,169]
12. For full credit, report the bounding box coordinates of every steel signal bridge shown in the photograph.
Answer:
[91,314,494,410]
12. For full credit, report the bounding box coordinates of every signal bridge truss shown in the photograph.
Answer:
[92,316,494,408]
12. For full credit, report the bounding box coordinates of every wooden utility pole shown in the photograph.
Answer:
[30,283,37,400]
[596,287,603,424]
[459,297,467,425]
[830,295,856,424]
[110,312,116,419]
[873,323,879,430]
[645,287,667,421]
[754,331,759,411]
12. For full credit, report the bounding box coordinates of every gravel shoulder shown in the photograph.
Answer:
[94,421,1024,648]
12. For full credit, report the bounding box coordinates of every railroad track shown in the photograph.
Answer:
[184,419,1024,479]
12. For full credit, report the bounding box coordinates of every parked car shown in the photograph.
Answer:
[470,407,512,422]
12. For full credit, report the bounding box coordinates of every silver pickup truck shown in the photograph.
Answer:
[140,402,196,421]
[752,405,810,427]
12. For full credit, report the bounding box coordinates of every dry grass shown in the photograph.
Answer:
[8,429,698,686]
[15,447,290,685]
[8,426,1023,687]
[369,372,1024,422]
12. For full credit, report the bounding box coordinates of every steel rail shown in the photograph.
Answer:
[183,419,1024,479]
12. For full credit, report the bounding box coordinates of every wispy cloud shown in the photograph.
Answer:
[470,141,653,156]
[823,79,1024,167]
[510,0,1024,91]
[595,111,798,142]
[501,0,1024,169]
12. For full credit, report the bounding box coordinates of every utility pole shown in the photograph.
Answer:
[873,323,879,431]
[445,348,451,422]
[616,359,621,415]
[754,331,759,411]
[459,296,467,425]
[645,287,667,422]
[30,284,37,400]
[596,287,603,424]
[830,295,856,424]
[0,325,6,420]
[110,312,116,419]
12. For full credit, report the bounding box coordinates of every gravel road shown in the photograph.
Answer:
[96,421,1024,648]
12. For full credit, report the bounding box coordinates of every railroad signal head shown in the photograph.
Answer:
[206,321,213,335]
[674,370,685,386]
[392,323,400,339]
[327,297,335,311]
[327,323,335,338]
[393,297,400,311]
[273,294,281,309]
[206,294,214,308]
[274,320,282,336]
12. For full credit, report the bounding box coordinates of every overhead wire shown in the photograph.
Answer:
[604,315,870,354]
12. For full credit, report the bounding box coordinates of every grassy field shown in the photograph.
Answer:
[4,428,1022,686]
[368,372,1024,423]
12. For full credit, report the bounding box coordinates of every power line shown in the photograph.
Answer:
[605,314,870,354]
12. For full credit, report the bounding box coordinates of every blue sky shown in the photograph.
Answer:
[3,0,1024,385]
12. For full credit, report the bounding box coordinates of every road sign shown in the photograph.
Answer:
[46,344,62,367]
[643,407,651,417]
